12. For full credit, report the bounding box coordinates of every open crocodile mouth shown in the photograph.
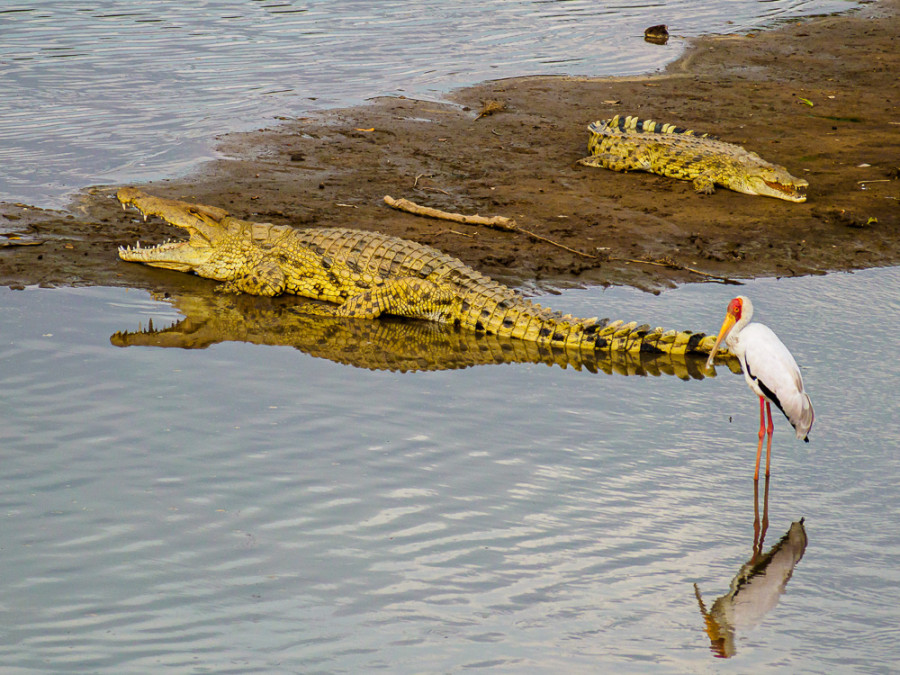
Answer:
[118,239,199,271]
[119,239,186,257]
[117,189,218,266]
[764,179,807,201]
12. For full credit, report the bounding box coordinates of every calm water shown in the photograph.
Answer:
[1,1,893,671]
[1,267,898,673]
[0,0,860,207]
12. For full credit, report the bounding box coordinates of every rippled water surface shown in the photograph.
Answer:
[1,267,898,672]
[1,0,860,207]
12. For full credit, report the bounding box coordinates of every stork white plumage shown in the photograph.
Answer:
[705,296,814,480]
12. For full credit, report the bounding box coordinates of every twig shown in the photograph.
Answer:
[384,195,518,231]
[413,174,451,195]
[613,255,742,285]
[519,229,597,259]
[383,195,741,281]
[385,195,620,259]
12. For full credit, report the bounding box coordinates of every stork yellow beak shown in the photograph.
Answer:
[705,312,737,371]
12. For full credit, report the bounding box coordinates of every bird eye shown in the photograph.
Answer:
[729,297,742,319]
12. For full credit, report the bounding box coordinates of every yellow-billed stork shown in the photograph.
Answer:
[705,296,814,480]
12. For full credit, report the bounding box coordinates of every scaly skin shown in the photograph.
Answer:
[117,188,728,355]
[578,115,808,202]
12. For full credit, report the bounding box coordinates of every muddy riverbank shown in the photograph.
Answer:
[1,0,897,294]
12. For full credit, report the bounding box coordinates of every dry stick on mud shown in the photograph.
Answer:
[413,174,450,195]
[384,195,594,259]
[384,195,518,231]
[383,195,740,284]
[627,257,741,285]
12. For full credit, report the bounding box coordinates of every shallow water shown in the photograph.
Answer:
[0,0,860,207]
[1,266,898,673]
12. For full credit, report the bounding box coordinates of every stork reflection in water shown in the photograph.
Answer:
[694,478,808,658]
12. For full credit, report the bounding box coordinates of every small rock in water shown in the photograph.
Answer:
[644,24,669,45]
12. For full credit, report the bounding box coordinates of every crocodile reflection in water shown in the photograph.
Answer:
[111,291,742,377]
[693,478,808,658]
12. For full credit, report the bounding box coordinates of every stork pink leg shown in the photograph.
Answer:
[754,395,766,481]
[751,475,771,561]
[764,400,775,477]
[753,479,762,557]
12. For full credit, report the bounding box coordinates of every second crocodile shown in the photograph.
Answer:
[578,115,808,202]
[116,188,727,356]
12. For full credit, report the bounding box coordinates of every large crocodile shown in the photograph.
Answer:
[116,188,728,356]
[578,115,808,202]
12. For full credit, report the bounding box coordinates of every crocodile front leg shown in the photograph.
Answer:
[692,173,717,194]
[300,277,456,322]
[212,259,286,296]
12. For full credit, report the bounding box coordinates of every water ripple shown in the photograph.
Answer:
[1,271,899,671]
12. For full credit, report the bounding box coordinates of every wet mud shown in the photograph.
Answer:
[1,0,897,295]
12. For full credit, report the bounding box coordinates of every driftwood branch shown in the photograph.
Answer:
[382,195,741,283]
[384,195,517,231]
[384,195,594,258]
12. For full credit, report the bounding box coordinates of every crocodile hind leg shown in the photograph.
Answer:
[302,277,456,322]
[577,153,644,172]
[336,277,456,320]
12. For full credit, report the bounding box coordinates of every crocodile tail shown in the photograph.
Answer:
[569,319,723,355]
[490,302,723,356]
[588,115,712,138]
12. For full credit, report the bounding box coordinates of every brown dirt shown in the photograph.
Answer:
[2,0,898,295]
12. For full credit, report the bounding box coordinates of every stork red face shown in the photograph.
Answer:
[704,297,744,370]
